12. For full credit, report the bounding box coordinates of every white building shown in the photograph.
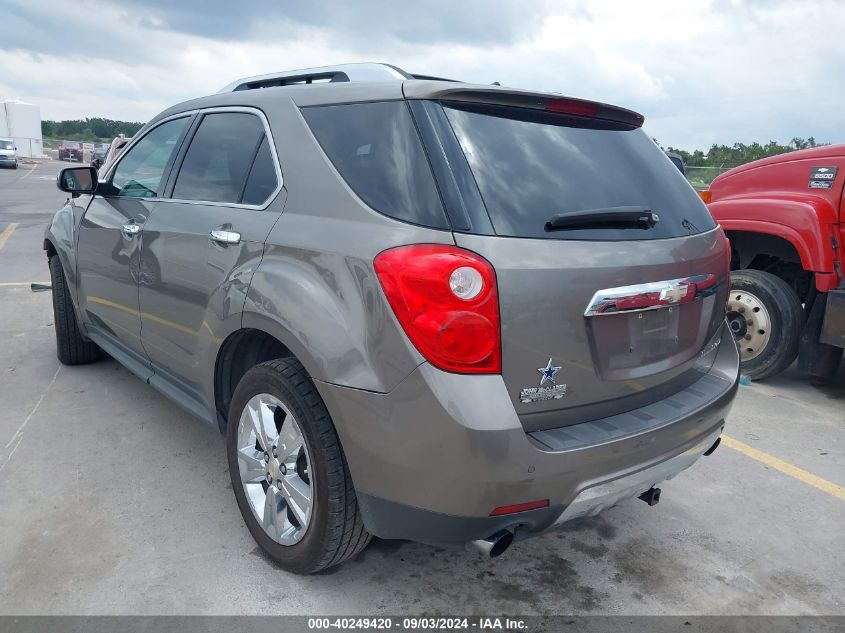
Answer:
[0,100,43,158]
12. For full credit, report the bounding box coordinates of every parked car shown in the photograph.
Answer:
[702,146,845,380]
[90,143,109,170]
[57,140,83,162]
[0,137,17,169]
[45,63,738,574]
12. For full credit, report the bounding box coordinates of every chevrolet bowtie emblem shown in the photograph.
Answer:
[659,283,688,304]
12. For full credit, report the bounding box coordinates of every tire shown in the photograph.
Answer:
[728,269,803,380]
[227,358,370,574]
[49,256,99,365]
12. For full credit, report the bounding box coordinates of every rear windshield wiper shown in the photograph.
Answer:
[545,207,660,232]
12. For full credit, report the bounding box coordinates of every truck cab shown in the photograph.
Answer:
[705,145,845,380]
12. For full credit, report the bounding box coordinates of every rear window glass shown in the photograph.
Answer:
[302,101,449,229]
[443,103,716,240]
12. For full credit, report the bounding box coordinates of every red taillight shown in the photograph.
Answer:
[490,499,549,516]
[374,244,501,374]
[545,98,599,118]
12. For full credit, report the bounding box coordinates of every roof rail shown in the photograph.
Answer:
[218,62,457,93]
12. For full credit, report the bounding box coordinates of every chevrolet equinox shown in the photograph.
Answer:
[45,63,739,573]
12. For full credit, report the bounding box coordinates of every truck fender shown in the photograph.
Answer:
[710,195,839,290]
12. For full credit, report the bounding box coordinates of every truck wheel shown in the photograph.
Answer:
[727,270,803,380]
[227,358,371,574]
[49,256,99,365]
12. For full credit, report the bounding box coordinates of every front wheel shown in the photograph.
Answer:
[727,269,803,380]
[226,358,370,574]
[49,256,99,365]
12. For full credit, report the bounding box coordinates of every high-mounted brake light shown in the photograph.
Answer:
[374,244,501,374]
[544,98,599,118]
[544,98,644,128]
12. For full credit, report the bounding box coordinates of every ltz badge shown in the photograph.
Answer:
[520,358,567,403]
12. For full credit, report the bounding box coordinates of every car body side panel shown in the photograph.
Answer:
[75,195,155,365]
[244,96,451,392]
[139,192,286,415]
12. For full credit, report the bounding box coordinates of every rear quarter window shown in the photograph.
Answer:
[301,101,449,229]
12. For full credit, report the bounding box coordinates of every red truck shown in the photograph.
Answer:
[704,145,845,380]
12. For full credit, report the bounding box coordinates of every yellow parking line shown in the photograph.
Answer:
[722,435,845,501]
[0,222,18,250]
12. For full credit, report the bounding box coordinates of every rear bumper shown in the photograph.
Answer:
[316,324,739,546]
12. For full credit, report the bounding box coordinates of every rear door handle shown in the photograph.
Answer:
[121,223,141,237]
[209,229,241,245]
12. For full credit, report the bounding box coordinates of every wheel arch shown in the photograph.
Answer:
[213,326,298,433]
[725,229,814,302]
[710,196,838,291]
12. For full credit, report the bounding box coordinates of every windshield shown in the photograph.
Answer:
[63,142,81,149]
[442,102,716,241]
[0,141,13,150]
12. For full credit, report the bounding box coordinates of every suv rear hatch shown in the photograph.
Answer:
[300,84,729,432]
[410,89,729,431]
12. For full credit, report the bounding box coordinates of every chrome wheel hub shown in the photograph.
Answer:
[726,290,771,361]
[236,393,313,546]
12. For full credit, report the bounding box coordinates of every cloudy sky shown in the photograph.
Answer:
[0,0,842,150]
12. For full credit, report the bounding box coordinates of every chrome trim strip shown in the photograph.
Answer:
[157,106,284,211]
[584,274,718,317]
[100,106,283,211]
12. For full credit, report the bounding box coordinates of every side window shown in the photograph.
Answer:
[241,136,279,205]
[301,101,448,229]
[111,117,188,198]
[172,112,266,204]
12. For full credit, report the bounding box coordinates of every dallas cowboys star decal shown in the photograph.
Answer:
[537,358,561,386]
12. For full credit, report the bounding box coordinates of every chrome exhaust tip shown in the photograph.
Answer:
[471,529,515,558]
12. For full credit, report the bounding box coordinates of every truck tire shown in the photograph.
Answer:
[227,358,371,574]
[727,269,803,380]
[49,256,99,365]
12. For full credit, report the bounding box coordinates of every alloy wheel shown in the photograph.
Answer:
[236,393,314,546]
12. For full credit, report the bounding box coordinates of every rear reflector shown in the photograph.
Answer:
[489,499,549,516]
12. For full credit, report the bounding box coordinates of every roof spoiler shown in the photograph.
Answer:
[412,86,644,128]
[218,63,458,93]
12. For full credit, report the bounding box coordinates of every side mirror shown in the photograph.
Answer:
[57,166,98,194]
